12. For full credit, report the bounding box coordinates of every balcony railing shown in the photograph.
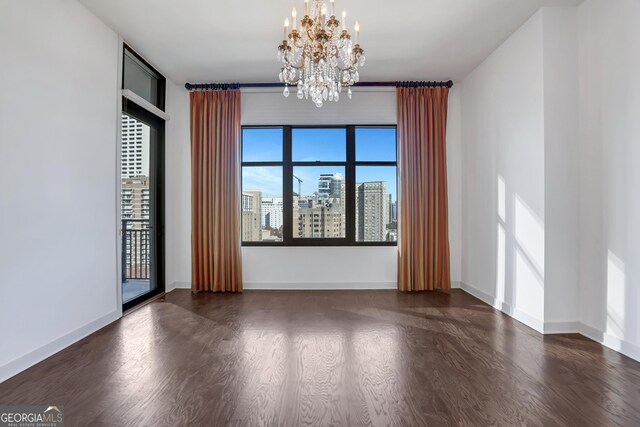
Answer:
[122,219,150,282]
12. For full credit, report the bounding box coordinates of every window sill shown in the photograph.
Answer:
[242,242,397,247]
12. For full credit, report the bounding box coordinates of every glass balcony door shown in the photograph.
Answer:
[121,99,164,310]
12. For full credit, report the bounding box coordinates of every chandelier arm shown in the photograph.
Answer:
[335,63,357,72]
[283,63,305,70]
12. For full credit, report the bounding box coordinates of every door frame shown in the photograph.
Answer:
[121,98,166,311]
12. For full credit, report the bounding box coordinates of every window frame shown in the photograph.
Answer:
[241,125,397,247]
[122,44,166,111]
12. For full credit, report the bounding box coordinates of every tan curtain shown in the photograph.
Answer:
[397,87,451,291]
[190,90,242,292]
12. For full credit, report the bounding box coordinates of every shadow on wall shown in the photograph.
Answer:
[495,175,545,321]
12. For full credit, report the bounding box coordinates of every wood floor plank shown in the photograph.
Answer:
[1,289,639,426]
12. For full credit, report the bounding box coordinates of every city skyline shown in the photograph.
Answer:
[243,170,396,242]
[242,166,397,201]
[242,127,397,200]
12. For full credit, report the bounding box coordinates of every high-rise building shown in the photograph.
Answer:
[121,114,149,179]
[329,173,345,236]
[356,181,390,241]
[121,177,150,221]
[242,191,262,241]
[261,197,283,229]
[120,115,152,272]
[121,115,151,222]
[295,197,343,238]
[121,176,151,269]
[318,174,333,201]
[292,173,345,239]
[318,173,344,199]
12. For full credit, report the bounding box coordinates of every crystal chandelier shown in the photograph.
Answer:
[277,0,365,108]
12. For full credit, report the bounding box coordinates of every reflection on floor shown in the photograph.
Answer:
[122,279,151,302]
[2,290,640,425]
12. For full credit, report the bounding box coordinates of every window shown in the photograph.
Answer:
[355,128,397,242]
[241,128,284,242]
[241,126,397,246]
[122,44,166,111]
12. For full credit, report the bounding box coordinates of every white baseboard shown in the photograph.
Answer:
[170,282,465,291]
[0,310,121,383]
[578,323,640,362]
[167,281,191,292]
[543,321,581,334]
[459,282,544,333]
[243,281,397,290]
[168,282,465,291]
[167,281,465,291]
[458,282,640,362]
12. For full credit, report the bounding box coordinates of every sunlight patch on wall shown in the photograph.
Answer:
[606,250,626,338]
[513,193,544,319]
[514,194,544,277]
[515,248,545,318]
[496,224,506,303]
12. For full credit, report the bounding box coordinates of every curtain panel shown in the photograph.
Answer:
[190,90,243,292]
[397,87,451,291]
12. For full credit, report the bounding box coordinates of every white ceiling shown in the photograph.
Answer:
[79,0,582,85]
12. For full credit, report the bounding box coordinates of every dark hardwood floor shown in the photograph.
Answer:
[1,289,640,426]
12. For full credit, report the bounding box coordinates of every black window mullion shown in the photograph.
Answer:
[346,126,356,245]
[291,162,346,167]
[354,161,397,167]
[283,126,293,244]
[241,161,283,167]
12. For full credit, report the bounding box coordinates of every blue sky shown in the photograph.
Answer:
[242,127,397,201]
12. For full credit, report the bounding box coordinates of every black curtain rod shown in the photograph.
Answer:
[184,80,453,91]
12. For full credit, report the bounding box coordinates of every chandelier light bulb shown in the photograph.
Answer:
[277,0,366,107]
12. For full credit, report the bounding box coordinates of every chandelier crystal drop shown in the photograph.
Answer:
[277,0,365,108]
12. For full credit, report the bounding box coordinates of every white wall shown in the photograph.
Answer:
[0,0,120,381]
[164,81,191,291]
[542,8,579,325]
[242,247,397,289]
[577,0,640,360]
[460,2,640,361]
[461,11,546,330]
[167,87,463,289]
[241,88,396,126]
[447,87,463,285]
